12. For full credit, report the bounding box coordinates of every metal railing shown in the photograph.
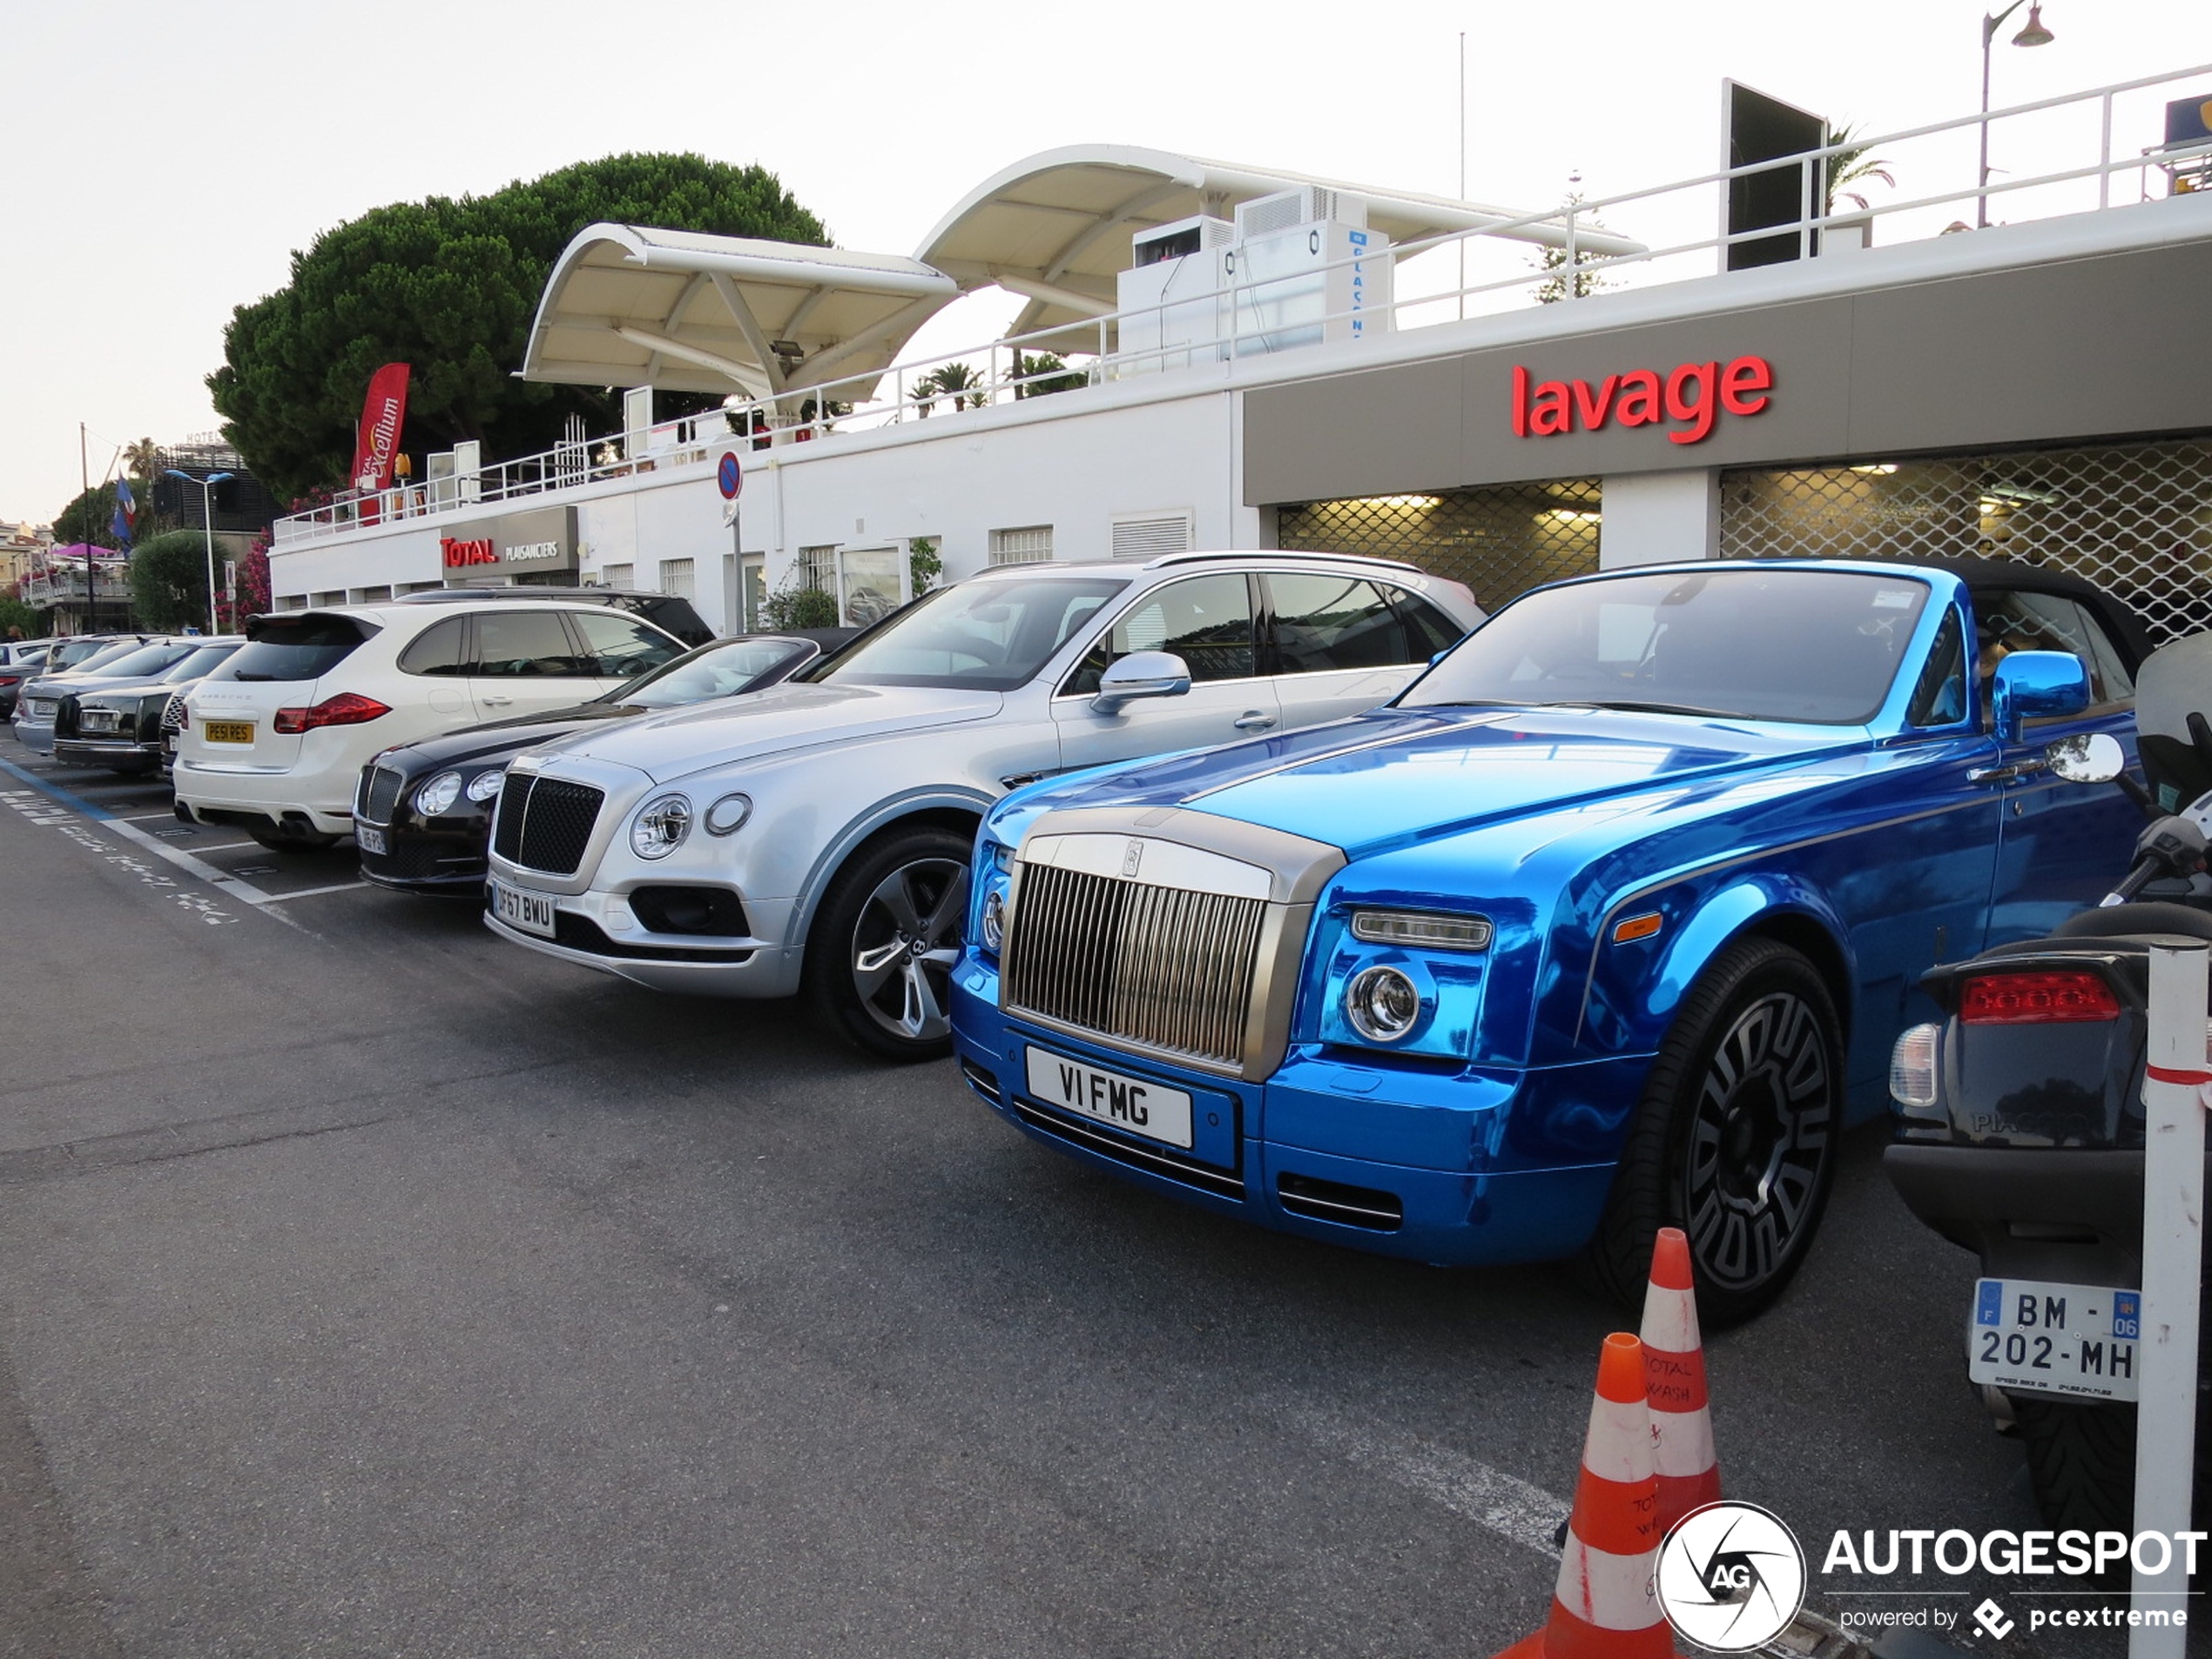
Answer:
[275,63,2212,548]
[21,568,132,608]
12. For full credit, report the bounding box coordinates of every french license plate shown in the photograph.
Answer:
[202,719,255,745]
[1025,1045,1194,1149]
[491,880,557,939]
[1968,1278,2140,1401]
[27,698,54,718]
[81,709,119,732]
[355,824,388,855]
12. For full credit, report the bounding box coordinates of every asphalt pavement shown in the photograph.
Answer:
[0,736,2140,1658]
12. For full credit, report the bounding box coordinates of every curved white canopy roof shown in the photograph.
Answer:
[521,224,960,401]
[916,144,1647,339]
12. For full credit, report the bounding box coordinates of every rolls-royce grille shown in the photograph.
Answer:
[491,775,604,876]
[1003,862,1266,1068]
[357,764,404,826]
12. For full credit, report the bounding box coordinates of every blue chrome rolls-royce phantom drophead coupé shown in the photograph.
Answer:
[949,559,2148,1324]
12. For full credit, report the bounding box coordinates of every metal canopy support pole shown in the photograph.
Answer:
[2130,938,2207,1659]
[200,483,219,633]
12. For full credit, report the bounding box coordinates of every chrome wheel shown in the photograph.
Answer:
[847,855,968,1045]
[1683,988,1833,1293]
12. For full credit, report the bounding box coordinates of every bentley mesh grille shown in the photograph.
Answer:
[358,764,404,826]
[1003,862,1266,1068]
[159,692,187,732]
[491,775,604,877]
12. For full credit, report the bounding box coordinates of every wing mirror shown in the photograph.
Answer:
[1091,651,1191,714]
[1991,651,2089,744]
[2044,731,2125,784]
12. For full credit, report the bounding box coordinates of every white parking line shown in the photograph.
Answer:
[1290,1406,1566,1559]
[120,809,187,821]
[254,880,369,903]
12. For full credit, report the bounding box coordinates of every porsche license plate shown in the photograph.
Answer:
[492,880,556,939]
[202,719,255,745]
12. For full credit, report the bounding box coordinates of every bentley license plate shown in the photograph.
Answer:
[492,880,556,939]
[355,824,388,856]
[202,719,255,745]
[1025,1045,1193,1149]
[1967,1278,2139,1401]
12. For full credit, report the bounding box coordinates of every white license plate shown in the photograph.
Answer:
[1025,1045,1194,1149]
[27,699,53,717]
[492,880,556,939]
[1968,1278,2140,1401]
[81,710,119,732]
[355,824,388,855]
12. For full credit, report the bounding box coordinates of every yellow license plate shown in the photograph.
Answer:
[202,720,255,745]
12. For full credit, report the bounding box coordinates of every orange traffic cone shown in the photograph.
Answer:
[1640,1227,1722,1534]
[1494,1332,1677,1659]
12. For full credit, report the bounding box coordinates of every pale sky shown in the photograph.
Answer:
[3,0,2206,523]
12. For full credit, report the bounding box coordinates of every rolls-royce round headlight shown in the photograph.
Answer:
[981,888,1008,952]
[631,793,692,860]
[1345,965,1422,1042]
[704,792,752,836]
[465,770,505,804]
[415,771,463,817]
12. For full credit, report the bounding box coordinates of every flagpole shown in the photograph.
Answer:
[79,422,94,630]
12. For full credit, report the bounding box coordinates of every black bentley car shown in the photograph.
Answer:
[354,630,853,893]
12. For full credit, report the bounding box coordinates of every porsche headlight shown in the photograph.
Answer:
[631,793,692,860]
[465,770,505,804]
[1345,965,1422,1043]
[415,771,463,817]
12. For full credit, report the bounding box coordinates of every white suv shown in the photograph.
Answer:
[482,552,1480,1059]
[176,599,686,850]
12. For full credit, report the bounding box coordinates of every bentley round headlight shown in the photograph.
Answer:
[465,770,505,804]
[981,888,1008,952]
[415,771,463,817]
[631,793,692,860]
[1345,965,1422,1043]
[704,792,752,836]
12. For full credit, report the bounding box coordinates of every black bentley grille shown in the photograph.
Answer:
[159,692,187,732]
[491,775,604,876]
[1002,862,1266,1068]
[357,764,405,826]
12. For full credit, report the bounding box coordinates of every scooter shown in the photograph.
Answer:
[1885,633,2212,1532]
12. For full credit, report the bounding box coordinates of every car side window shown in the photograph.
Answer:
[1383,585,1467,658]
[1905,610,1968,727]
[1266,573,1417,673]
[396,617,470,677]
[1973,590,2135,712]
[570,611,683,678]
[1062,574,1257,696]
[471,610,585,678]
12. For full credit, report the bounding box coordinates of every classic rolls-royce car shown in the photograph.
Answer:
[949,558,2148,1324]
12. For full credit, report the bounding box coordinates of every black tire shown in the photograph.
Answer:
[246,823,339,853]
[804,824,973,1063]
[2013,1390,2210,1541]
[1580,937,1843,1329]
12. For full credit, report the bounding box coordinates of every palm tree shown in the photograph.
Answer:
[925,361,988,412]
[122,436,161,482]
[1825,122,1897,212]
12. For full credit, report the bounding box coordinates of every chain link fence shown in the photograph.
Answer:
[1719,439,2212,643]
[1276,480,1603,613]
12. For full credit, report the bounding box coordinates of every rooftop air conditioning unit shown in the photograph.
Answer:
[1235,187,1367,239]
[1117,215,1236,375]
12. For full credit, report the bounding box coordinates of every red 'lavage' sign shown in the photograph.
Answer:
[1512,356,1772,445]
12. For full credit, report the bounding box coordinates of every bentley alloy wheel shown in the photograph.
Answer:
[808,824,974,1062]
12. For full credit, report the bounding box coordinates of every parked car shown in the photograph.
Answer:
[479,553,1480,1057]
[398,586,713,648]
[355,629,853,893]
[11,637,203,757]
[38,634,160,674]
[52,638,246,775]
[0,642,53,719]
[174,600,688,850]
[948,557,2148,1325]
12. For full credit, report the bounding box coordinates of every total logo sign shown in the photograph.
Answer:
[1511,354,1773,446]
[441,536,497,568]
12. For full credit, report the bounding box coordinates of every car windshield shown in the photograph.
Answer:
[595,637,807,710]
[797,577,1129,692]
[52,639,140,672]
[1406,568,1932,725]
[158,642,242,683]
[83,641,193,680]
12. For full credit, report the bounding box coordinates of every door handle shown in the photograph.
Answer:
[481,694,515,707]
[1233,710,1277,732]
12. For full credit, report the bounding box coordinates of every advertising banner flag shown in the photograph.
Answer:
[111,475,137,549]
[349,363,412,494]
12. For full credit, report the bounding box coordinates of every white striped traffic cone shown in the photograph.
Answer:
[1494,1332,1676,1659]
[1640,1226,1722,1534]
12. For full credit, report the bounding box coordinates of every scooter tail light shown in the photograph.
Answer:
[1958,969,2121,1024]
[273,693,391,735]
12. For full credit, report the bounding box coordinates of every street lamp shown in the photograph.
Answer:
[1979,2,2056,228]
[165,469,233,634]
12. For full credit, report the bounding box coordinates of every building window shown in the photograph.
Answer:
[839,547,902,625]
[1276,482,1602,615]
[1110,512,1194,559]
[398,581,444,596]
[658,558,695,599]
[990,525,1055,565]
[799,544,838,593]
[601,563,634,590]
[1718,438,2212,644]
